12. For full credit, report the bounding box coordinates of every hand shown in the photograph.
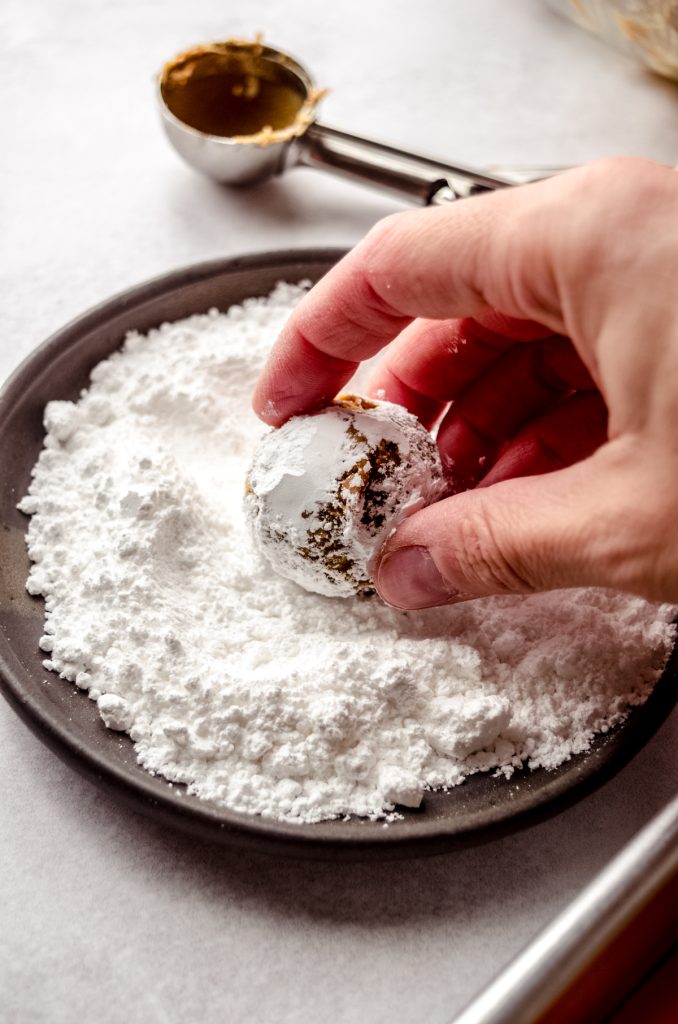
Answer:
[253,158,678,609]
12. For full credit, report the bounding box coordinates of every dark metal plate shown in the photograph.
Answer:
[1,249,676,860]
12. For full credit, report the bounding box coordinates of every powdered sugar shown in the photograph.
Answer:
[18,282,676,823]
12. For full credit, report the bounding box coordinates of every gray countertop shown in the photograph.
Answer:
[2,1,677,1021]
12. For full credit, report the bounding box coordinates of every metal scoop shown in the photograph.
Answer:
[157,39,519,206]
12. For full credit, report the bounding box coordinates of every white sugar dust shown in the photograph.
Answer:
[18,283,676,823]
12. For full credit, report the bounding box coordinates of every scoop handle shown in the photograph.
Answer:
[293,122,515,204]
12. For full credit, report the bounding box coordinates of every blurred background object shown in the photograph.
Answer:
[547,0,678,79]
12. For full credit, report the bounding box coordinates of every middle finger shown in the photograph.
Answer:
[366,312,559,429]
[436,336,596,486]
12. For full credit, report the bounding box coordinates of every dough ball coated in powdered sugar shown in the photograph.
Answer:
[245,395,446,597]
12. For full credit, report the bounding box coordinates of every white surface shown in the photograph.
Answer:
[1,1,677,1021]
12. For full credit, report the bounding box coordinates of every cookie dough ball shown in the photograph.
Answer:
[245,396,445,597]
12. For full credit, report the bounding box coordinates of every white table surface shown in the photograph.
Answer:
[2,1,677,1021]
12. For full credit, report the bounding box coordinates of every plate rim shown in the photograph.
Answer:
[1,248,676,861]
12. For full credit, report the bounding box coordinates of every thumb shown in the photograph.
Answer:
[374,442,672,608]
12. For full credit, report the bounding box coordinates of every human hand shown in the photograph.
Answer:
[253,158,678,609]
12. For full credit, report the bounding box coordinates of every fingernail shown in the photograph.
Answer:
[376,546,458,609]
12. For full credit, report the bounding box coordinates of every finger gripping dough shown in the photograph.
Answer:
[244,395,446,597]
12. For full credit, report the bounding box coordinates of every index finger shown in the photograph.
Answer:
[252,174,571,426]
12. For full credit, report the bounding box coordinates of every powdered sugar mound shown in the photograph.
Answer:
[18,282,677,824]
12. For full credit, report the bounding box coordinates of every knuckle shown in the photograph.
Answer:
[453,500,536,595]
[363,210,417,251]
[569,156,676,224]
[360,212,412,270]
[623,482,678,601]
[359,209,426,300]
[572,156,664,194]
[342,271,409,328]
[346,212,430,327]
